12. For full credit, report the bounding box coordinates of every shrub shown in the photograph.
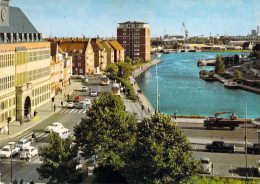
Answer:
[117,77,137,100]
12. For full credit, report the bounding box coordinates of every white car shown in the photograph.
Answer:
[15,139,31,151]
[54,128,70,139]
[67,102,74,109]
[82,86,88,92]
[199,157,212,174]
[251,118,260,128]
[90,91,98,97]
[0,145,19,158]
[257,160,260,176]
[84,98,91,105]
[20,146,38,159]
[45,122,64,133]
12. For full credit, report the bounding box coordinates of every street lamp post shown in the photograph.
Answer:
[8,142,15,183]
[7,117,11,135]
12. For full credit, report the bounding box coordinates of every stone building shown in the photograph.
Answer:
[101,40,114,66]
[0,0,51,127]
[90,38,107,72]
[108,40,125,62]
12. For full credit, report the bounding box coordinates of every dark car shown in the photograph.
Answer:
[205,141,235,153]
[247,143,260,154]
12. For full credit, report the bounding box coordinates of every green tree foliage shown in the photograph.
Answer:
[74,93,137,168]
[117,61,133,78]
[215,54,225,75]
[37,133,79,184]
[124,56,132,64]
[233,70,243,81]
[107,63,118,79]
[125,113,199,184]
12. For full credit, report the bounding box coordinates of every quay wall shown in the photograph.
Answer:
[133,60,162,78]
[214,74,260,95]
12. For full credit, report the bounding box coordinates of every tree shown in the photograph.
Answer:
[74,93,137,169]
[233,70,242,81]
[117,61,133,78]
[37,133,79,184]
[125,56,132,64]
[215,54,225,75]
[125,113,199,184]
[107,63,118,79]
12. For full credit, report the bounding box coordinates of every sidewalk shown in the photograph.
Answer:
[0,79,82,144]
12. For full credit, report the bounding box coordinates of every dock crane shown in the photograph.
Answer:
[181,22,188,43]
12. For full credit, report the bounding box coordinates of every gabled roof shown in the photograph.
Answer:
[101,40,114,51]
[108,41,124,51]
[58,42,88,56]
[90,39,104,52]
[0,6,38,33]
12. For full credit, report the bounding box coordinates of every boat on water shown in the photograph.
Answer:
[224,81,238,89]
[151,53,162,58]
[199,70,216,81]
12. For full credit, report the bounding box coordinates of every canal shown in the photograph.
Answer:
[136,52,260,119]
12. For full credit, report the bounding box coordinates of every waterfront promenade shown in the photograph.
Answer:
[128,59,163,116]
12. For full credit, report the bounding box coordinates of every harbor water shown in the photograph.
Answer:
[136,52,260,119]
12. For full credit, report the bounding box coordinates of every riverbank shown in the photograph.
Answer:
[129,60,163,115]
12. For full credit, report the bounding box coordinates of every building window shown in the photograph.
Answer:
[123,41,126,43]
[134,53,140,56]
[123,33,126,36]
[80,68,83,74]
[134,45,139,47]
[78,56,81,60]
[123,37,126,40]
[123,29,126,31]
[78,63,81,67]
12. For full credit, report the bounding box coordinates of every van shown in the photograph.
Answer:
[56,128,70,139]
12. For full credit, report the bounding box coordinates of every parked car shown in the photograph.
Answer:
[81,86,88,92]
[20,146,38,159]
[257,160,260,176]
[15,139,31,151]
[45,122,64,133]
[247,143,260,154]
[67,102,74,109]
[205,141,235,153]
[84,98,91,105]
[74,96,82,102]
[0,145,19,158]
[199,157,213,174]
[251,118,260,128]
[90,91,98,97]
[82,78,88,83]
[77,101,86,109]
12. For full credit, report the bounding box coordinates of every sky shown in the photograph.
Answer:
[10,0,260,38]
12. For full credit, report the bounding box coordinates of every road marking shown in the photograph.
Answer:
[70,109,76,113]
[60,109,67,113]
[78,109,84,113]
[64,109,71,113]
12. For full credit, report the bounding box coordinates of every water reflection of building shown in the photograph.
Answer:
[0,0,51,127]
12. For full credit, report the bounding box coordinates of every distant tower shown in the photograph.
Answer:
[257,26,259,35]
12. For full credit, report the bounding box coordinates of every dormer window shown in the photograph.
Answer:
[72,50,76,53]
[79,50,82,53]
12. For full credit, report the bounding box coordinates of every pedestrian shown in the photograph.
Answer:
[148,107,150,113]
[61,101,63,107]
[61,88,63,94]
[20,119,23,126]
[30,180,35,184]
[32,133,37,142]
[26,152,30,163]
[54,104,56,112]
[19,179,23,184]
[67,94,69,100]
[12,179,18,184]
[174,110,177,119]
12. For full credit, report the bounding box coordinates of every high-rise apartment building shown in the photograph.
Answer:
[117,21,151,61]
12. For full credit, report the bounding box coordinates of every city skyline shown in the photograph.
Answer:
[10,0,260,38]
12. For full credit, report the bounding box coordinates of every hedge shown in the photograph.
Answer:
[117,77,137,100]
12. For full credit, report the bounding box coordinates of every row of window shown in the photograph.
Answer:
[15,52,27,66]
[0,108,16,123]
[32,84,50,97]
[27,66,50,82]
[32,92,50,107]
[0,54,15,68]
[0,75,15,91]
[72,56,82,60]
[123,28,140,31]
[0,97,16,110]
[27,50,50,62]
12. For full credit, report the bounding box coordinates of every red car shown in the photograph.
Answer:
[74,96,81,102]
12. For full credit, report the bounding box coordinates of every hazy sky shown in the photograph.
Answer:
[10,0,260,38]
